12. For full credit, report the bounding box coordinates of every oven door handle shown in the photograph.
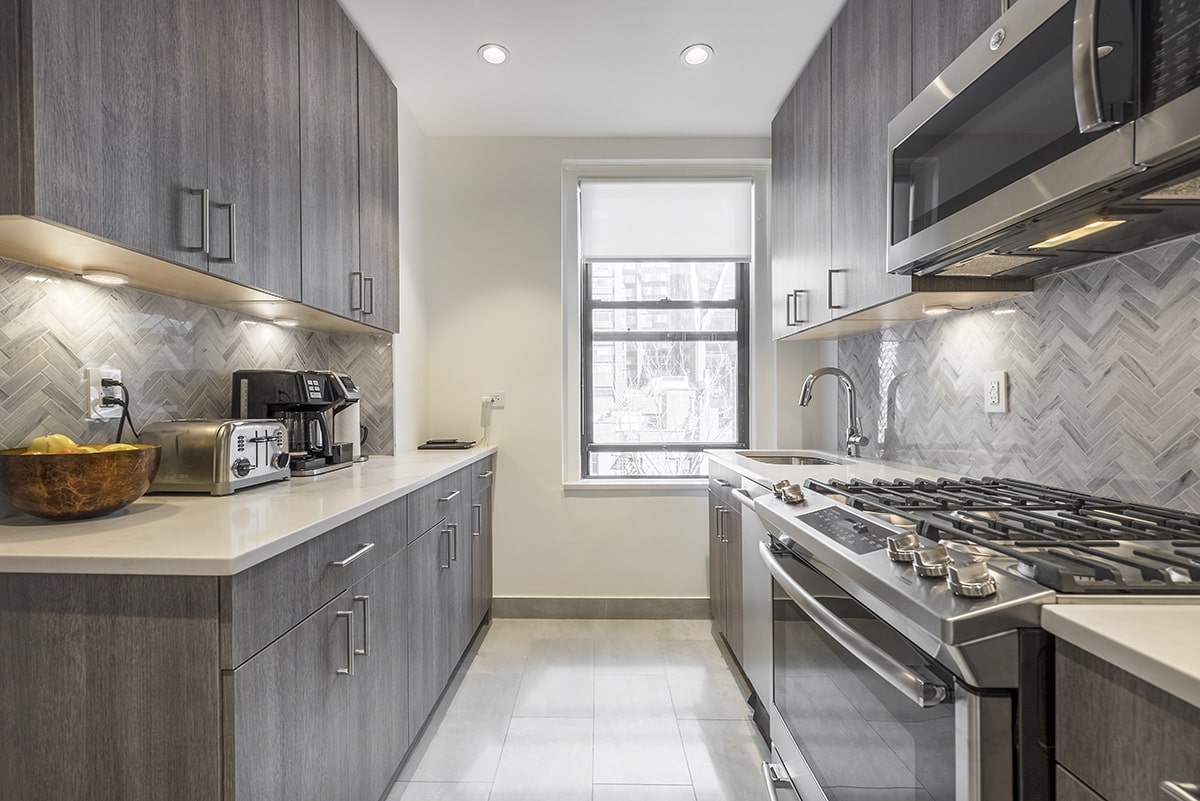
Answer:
[759,542,948,708]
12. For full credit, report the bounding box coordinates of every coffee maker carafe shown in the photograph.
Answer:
[232,370,354,475]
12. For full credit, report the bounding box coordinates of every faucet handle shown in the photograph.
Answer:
[848,434,870,446]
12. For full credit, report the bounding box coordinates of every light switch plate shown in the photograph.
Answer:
[984,371,1008,414]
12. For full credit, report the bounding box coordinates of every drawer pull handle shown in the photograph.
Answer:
[1162,782,1200,801]
[438,490,461,503]
[478,470,494,479]
[449,522,459,562]
[440,528,451,569]
[472,503,482,536]
[353,595,370,657]
[336,610,355,676]
[330,542,375,567]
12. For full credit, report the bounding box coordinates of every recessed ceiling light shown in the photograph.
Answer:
[681,43,713,66]
[273,318,300,328]
[478,43,509,66]
[79,269,129,286]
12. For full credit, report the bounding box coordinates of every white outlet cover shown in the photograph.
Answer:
[483,392,506,409]
[85,366,123,421]
[983,370,1008,414]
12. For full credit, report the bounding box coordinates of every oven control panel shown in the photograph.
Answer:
[795,507,894,554]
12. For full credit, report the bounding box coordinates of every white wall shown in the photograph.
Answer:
[424,137,771,599]
[391,100,429,451]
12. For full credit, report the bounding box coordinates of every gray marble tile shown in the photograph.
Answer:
[593,716,692,785]
[386,782,493,801]
[524,635,595,671]
[533,618,599,639]
[678,719,770,801]
[592,619,660,640]
[655,619,718,641]
[660,639,728,671]
[593,786,698,801]
[594,674,676,719]
[595,636,667,676]
[512,669,595,718]
[666,666,752,721]
[489,717,594,801]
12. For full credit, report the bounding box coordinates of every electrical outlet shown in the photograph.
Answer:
[85,367,123,421]
[481,392,506,409]
[983,371,1008,414]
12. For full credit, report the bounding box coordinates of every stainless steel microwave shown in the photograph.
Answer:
[888,0,1200,279]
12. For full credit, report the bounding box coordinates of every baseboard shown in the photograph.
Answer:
[491,597,710,620]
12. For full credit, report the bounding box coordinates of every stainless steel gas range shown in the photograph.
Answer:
[755,474,1200,801]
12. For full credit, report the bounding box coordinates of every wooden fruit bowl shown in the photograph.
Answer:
[0,444,161,521]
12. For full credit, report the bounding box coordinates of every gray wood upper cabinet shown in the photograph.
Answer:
[911,0,1006,96]
[770,72,802,339]
[830,0,914,316]
[300,0,361,318]
[205,0,302,300]
[357,37,401,333]
[2,0,210,271]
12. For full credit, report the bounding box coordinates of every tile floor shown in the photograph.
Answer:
[387,618,770,801]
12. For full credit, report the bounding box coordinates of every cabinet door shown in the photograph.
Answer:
[348,551,410,801]
[471,486,494,630]
[793,33,834,329]
[357,37,400,332]
[708,491,725,628]
[406,524,452,734]
[29,0,208,270]
[912,0,1004,96]
[724,507,744,664]
[448,502,475,660]
[224,593,352,801]
[299,0,360,318]
[831,0,914,315]
[206,0,301,300]
[771,79,802,339]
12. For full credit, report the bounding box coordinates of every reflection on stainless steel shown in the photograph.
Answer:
[797,367,869,457]
[740,451,845,466]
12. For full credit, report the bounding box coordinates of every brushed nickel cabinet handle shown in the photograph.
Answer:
[353,595,370,657]
[440,528,451,570]
[364,276,374,315]
[438,490,461,503]
[794,289,808,324]
[214,201,237,262]
[449,522,459,561]
[350,271,364,311]
[472,503,482,536]
[478,470,494,479]
[1162,782,1200,801]
[330,542,375,567]
[187,188,210,253]
[828,268,846,309]
[336,610,355,676]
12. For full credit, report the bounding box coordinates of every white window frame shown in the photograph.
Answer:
[561,160,771,492]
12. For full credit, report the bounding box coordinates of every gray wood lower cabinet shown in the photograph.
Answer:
[707,464,744,665]
[0,454,496,801]
[1056,641,1200,801]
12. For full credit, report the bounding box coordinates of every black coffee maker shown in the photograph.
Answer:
[232,370,354,475]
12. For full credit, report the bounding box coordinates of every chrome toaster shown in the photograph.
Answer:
[140,419,290,495]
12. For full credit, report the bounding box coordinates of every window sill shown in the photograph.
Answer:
[562,479,708,497]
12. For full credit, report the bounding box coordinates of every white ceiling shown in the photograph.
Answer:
[338,0,846,138]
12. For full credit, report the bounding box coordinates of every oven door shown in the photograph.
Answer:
[887,0,1139,275]
[760,543,1014,801]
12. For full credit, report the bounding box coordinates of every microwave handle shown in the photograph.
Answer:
[759,541,948,708]
[1072,0,1119,133]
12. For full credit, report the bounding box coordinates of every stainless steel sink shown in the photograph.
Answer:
[736,451,846,466]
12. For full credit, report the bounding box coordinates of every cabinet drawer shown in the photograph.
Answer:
[220,498,406,668]
[408,467,471,543]
[1056,641,1200,801]
[473,455,496,496]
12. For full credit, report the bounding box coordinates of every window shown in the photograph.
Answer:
[577,179,753,479]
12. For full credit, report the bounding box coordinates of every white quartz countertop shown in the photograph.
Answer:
[705,448,943,489]
[1043,604,1200,709]
[0,446,497,576]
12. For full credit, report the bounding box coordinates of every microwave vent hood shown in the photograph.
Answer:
[888,0,1200,281]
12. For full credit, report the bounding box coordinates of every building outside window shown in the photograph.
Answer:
[576,179,753,479]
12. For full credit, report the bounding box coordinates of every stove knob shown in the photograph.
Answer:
[912,545,953,577]
[232,458,253,478]
[272,452,290,470]
[886,532,922,562]
[780,485,807,506]
[947,560,998,598]
[772,480,792,499]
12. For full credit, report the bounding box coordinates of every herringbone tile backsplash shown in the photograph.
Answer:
[837,235,1200,511]
[0,257,393,454]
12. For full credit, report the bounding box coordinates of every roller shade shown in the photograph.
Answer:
[579,179,752,261]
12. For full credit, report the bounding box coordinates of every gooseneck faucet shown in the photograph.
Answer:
[798,367,869,457]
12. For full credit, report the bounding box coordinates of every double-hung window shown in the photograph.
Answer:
[577,179,752,479]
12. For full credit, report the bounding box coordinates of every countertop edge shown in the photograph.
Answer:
[1042,605,1200,709]
[0,446,497,576]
